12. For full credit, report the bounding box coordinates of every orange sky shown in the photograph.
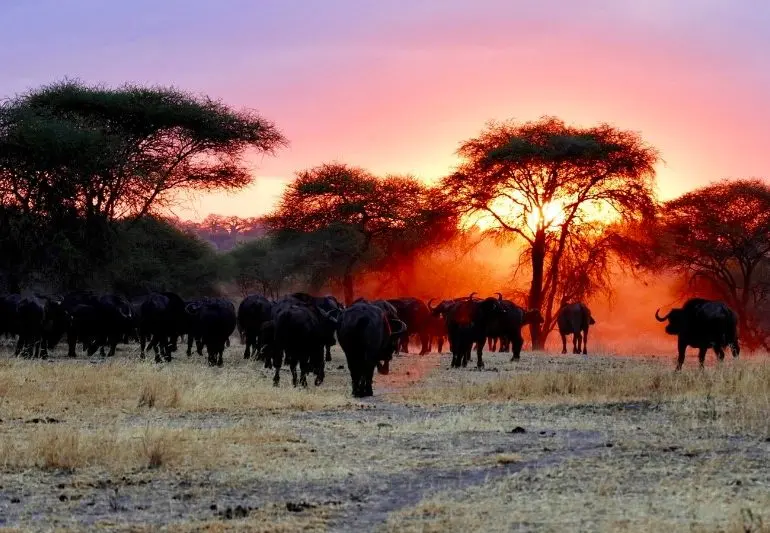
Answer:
[173,14,768,221]
[3,1,768,222]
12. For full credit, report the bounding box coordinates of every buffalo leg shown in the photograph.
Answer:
[325,344,332,362]
[697,346,707,368]
[14,336,24,357]
[315,348,325,386]
[243,334,253,359]
[346,355,360,396]
[272,350,283,386]
[365,364,375,397]
[187,334,195,357]
[139,333,146,359]
[217,348,224,367]
[511,334,523,361]
[561,333,567,354]
[67,332,78,358]
[299,356,312,388]
[437,336,444,353]
[107,338,118,357]
[476,338,485,369]
[715,345,725,362]
[675,338,688,370]
[582,328,589,355]
[289,357,299,388]
[196,338,204,355]
[419,332,429,355]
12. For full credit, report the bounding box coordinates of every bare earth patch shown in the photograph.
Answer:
[1,343,770,531]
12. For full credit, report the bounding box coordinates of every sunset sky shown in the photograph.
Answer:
[2,0,768,221]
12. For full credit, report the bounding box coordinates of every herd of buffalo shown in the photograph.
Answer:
[0,290,742,397]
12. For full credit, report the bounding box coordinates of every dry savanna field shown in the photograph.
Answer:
[1,340,770,532]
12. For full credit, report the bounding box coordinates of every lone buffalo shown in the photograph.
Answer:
[655,298,739,370]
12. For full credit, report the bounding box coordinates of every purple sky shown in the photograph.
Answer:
[2,0,768,220]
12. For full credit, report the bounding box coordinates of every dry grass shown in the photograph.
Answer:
[0,421,306,474]
[383,453,770,533]
[398,358,770,405]
[2,347,770,531]
[0,357,354,419]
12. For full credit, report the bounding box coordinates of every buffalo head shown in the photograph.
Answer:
[655,307,683,335]
[524,309,544,325]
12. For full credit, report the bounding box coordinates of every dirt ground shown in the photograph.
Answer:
[1,342,769,532]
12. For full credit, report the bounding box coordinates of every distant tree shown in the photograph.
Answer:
[198,214,265,250]
[655,179,770,350]
[264,162,456,304]
[443,117,658,348]
[0,80,286,223]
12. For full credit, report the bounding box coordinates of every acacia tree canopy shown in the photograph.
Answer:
[264,162,457,304]
[0,80,286,222]
[656,179,770,349]
[443,116,659,348]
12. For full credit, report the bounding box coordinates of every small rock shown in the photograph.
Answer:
[510,426,526,434]
[605,442,614,448]
[337,365,345,370]
[11,497,20,504]
[59,494,68,502]
[210,504,217,511]
[57,483,66,489]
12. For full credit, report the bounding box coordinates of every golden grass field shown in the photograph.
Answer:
[1,341,770,532]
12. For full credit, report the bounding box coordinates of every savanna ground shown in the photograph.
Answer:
[1,339,770,532]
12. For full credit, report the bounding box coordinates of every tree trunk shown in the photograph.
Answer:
[528,229,547,350]
[343,272,355,306]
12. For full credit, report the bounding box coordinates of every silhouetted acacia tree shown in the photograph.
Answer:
[264,162,457,304]
[655,179,770,350]
[443,117,658,349]
[0,80,285,223]
[0,80,284,292]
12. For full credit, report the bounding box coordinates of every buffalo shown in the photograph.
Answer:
[14,295,68,359]
[185,298,236,367]
[487,299,543,361]
[655,298,740,370]
[557,303,596,355]
[140,292,187,362]
[429,293,507,368]
[270,295,339,387]
[64,293,135,358]
[335,300,407,397]
[386,297,432,355]
[237,295,274,360]
[289,293,343,361]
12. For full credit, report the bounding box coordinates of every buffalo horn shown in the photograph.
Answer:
[654,308,671,322]
[389,319,408,336]
[495,292,503,302]
[427,298,435,312]
[318,307,338,324]
[468,292,477,300]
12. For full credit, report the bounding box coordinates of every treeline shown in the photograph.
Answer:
[1,80,768,349]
